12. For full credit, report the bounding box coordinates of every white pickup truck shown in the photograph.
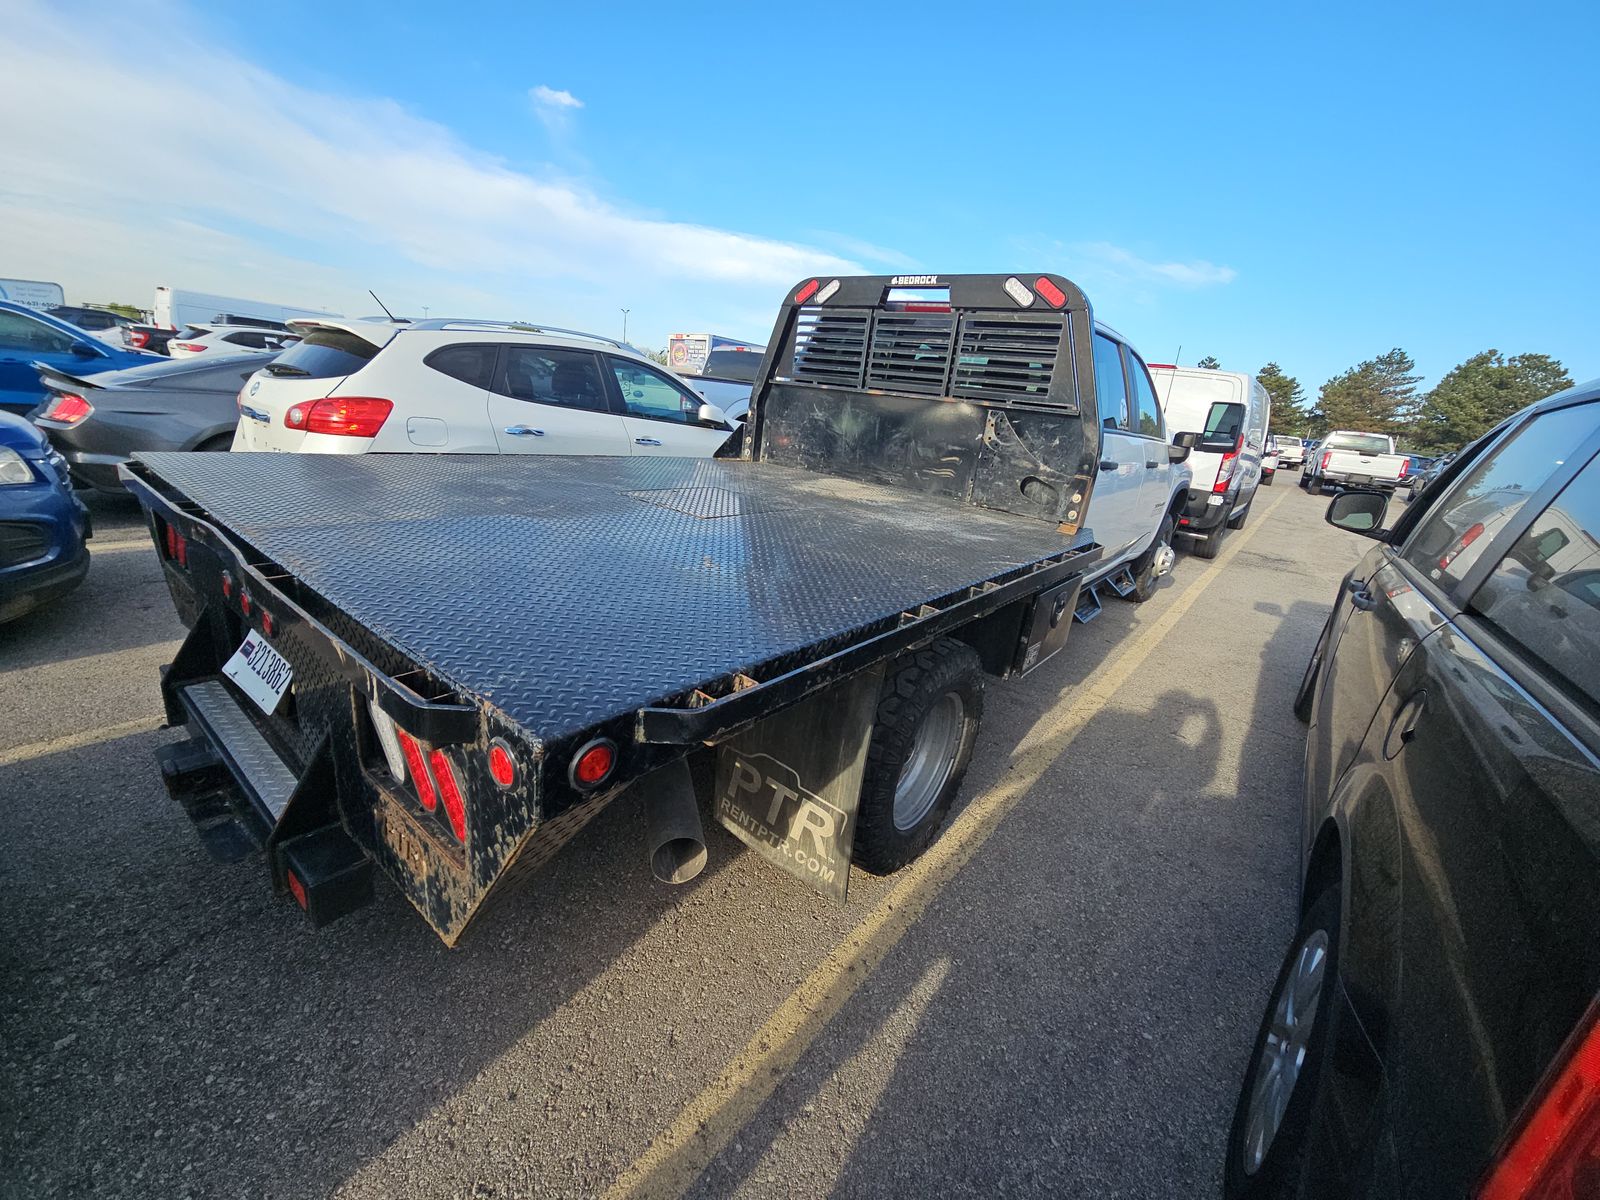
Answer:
[1302,430,1411,493]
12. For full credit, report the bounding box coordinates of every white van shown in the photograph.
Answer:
[1148,365,1271,558]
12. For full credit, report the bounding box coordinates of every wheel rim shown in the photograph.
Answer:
[894,691,963,831]
[1242,929,1330,1175]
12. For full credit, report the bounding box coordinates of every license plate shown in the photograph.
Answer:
[222,632,293,714]
[1349,474,1373,486]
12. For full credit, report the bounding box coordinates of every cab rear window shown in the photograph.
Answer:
[268,329,379,378]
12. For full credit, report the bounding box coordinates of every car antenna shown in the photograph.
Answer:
[369,290,399,322]
[1157,344,1180,404]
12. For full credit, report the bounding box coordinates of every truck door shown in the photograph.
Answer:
[1124,346,1173,534]
[1089,332,1146,563]
[487,346,632,456]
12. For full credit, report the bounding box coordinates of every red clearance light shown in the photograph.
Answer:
[240,590,252,617]
[428,750,468,841]
[570,739,617,790]
[1477,1003,1600,1199]
[1147,363,1175,369]
[1034,277,1067,308]
[261,610,276,638]
[488,741,516,789]
[285,870,308,910]
[794,279,820,304]
[43,393,93,425]
[162,523,188,566]
[900,301,951,313]
[285,397,393,437]
[220,570,234,600]
[396,730,437,812]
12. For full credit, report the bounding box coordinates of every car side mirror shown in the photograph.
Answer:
[697,402,728,428]
[1326,489,1390,538]
[70,341,100,358]
[1167,430,1198,463]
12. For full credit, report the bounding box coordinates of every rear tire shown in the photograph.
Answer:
[1224,888,1343,1198]
[1126,513,1176,602]
[195,434,233,453]
[1191,520,1228,560]
[1227,495,1253,530]
[854,638,984,875]
[1262,469,1275,487]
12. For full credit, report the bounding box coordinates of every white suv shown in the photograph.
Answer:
[231,318,735,457]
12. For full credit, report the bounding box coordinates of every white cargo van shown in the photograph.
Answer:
[1148,365,1271,558]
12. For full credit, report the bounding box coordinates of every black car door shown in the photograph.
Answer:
[1320,398,1600,1193]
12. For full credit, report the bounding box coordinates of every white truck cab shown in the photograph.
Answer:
[1149,365,1271,559]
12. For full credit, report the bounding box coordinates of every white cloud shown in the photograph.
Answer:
[1069,242,1237,289]
[530,84,583,111]
[0,2,857,344]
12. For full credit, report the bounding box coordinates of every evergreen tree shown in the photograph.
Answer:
[1257,362,1308,434]
[1196,355,1221,370]
[1413,351,1571,453]
[1312,348,1420,435]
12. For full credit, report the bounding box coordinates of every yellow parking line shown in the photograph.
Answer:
[0,715,167,768]
[603,488,1286,1200]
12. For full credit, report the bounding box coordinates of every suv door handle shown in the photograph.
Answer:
[635,437,663,446]
[1098,459,1118,471]
[1145,460,1160,469]
[504,425,544,437]
[1347,578,1380,611]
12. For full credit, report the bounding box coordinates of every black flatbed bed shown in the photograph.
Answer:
[133,452,1092,746]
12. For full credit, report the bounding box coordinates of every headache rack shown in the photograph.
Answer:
[744,273,1102,533]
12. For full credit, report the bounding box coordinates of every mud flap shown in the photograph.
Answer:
[713,664,884,903]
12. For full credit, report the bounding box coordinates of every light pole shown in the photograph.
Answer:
[620,308,630,342]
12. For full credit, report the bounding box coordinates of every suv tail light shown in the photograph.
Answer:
[41,393,93,425]
[1477,1002,1600,1199]
[1213,434,1245,494]
[127,329,150,349]
[172,342,208,354]
[285,397,393,438]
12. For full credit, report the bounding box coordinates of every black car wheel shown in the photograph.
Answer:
[854,638,983,874]
[1224,888,1342,1198]
[1228,495,1254,530]
[1191,520,1229,560]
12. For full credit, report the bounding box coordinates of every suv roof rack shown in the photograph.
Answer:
[404,318,637,352]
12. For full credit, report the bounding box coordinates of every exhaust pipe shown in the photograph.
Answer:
[643,760,707,885]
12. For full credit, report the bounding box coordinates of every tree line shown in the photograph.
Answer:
[1192,349,1573,455]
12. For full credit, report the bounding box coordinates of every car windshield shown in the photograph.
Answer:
[1328,433,1391,455]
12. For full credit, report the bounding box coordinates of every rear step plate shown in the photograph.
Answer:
[180,679,297,822]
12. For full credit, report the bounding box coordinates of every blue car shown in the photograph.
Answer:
[0,409,90,624]
[0,300,155,418]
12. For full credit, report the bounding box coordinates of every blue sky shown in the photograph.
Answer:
[2,0,1596,396]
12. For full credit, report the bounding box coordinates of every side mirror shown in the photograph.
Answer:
[697,402,728,428]
[70,341,100,358]
[1168,430,1198,463]
[1326,489,1389,538]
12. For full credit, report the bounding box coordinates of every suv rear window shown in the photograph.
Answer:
[267,329,380,379]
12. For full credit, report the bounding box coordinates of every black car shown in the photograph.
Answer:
[1227,379,1600,1197]
[30,352,272,492]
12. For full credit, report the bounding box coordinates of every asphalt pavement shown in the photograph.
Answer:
[0,479,1373,1199]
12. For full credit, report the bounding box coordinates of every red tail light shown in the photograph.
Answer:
[1477,1003,1600,1199]
[1034,276,1067,308]
[284,397,393,437]
[42,393,93,425]
[570,738,617,790]
[794,279,820,304]
[128,330,148,348]
[172,342,207,353]
[1439,522,1486,571]
[428,750,468,842]
[395,730,437,812]
[1399,456,1413,478]
[162,523,188,567]
[1213,435,1245,494]
[1321,450,1333,472]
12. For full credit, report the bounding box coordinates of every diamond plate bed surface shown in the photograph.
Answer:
[135,454,1083,742]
